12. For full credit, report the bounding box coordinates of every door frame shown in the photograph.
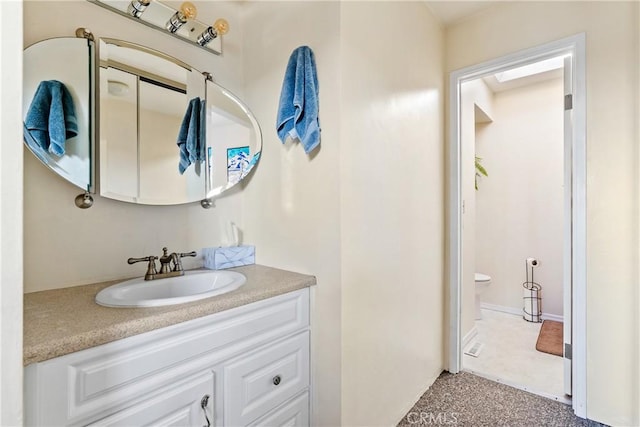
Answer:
[447,33,586,417]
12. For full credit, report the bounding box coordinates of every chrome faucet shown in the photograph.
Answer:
[128,247,197,281]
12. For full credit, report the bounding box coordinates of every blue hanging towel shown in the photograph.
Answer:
[276,46,320,154]
[177,97,205,174]
[23,80,78,158]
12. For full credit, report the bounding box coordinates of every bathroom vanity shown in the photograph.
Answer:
[24,265,315,426]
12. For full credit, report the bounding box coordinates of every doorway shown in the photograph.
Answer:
[447,34,586,417]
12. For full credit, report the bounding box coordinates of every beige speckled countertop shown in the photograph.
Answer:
[24,264,316,366]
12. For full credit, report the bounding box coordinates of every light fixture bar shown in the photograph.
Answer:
[87,0,223,55]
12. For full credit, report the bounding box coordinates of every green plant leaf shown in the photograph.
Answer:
[475,156,488,177]
[475,156,488,190]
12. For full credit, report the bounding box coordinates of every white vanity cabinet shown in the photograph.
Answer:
[25,288,310,427]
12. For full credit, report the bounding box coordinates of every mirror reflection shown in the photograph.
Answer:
[99,39,262,205]
[99,39,206,205]
[204,79,262,198]
[23,37,93,192]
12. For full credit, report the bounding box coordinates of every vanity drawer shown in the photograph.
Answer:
[224,331,310,426]
[248,391,309,427]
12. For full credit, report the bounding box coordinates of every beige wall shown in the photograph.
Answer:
[241,2,446,425]
[239,3,342,425]
[460,79,494,339]
[340,3,444,425]
[446,2,639,425]
[476,78,564,317]
[23,1,245,292]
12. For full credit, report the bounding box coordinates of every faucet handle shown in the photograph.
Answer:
[171,251,197,272]
[127,256,158,280]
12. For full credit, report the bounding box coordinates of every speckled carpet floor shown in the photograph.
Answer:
[397,372,607,427]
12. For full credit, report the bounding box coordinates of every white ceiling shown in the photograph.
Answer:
[425,1,499,25]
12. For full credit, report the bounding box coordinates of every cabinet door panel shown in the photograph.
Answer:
[248,392,309,427]
[87,371,213,427]
[225,332,309,426]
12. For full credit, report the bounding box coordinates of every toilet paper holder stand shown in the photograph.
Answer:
[523,259,542,323]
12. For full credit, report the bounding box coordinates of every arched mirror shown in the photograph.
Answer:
[204,78,262,199]
[23,32,262,207]
[23,36,94,192]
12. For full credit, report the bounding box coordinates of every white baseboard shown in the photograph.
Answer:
[541,312,564,322]
[462,326,478,350]
[480,302,564,323]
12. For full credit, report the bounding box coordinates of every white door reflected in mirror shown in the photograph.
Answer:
[98,38,262,205]
[99,39,206,205]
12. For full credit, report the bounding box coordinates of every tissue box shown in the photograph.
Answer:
[203,245,255,270]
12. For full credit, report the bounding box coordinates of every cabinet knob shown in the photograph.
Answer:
[272,375,282,386]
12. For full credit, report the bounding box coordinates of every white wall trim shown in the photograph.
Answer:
[480,303,564,323]
[0,1,24,425]
[448,33,587,418]
[569,34,587,420]
[462,326,478,350]
[543,313,564,323]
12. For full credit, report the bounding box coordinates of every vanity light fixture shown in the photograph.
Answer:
[127,0,150,18]
[197,18,230,47]
[166,1,197,33]
[88,0,223,54]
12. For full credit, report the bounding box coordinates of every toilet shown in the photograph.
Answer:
[474,273,492,320]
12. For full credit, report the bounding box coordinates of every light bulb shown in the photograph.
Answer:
[197,18,229,46]
[179,1,197,19]
[213,18,229,36]
[166,1,197,33]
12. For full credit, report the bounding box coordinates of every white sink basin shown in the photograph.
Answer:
[95,270,246,308]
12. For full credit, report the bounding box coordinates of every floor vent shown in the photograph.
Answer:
[464,341,484,358]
